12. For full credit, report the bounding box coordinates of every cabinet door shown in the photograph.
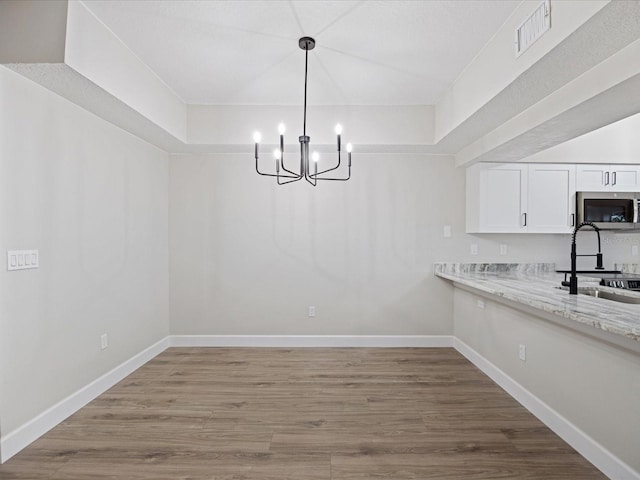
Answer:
[477,164,528,233]
[527,164,576,233]
[576,164,640,192]
[576,164,608,191]
[610,166,640,192]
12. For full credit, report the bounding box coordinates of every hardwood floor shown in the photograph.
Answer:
[0,348,606,479]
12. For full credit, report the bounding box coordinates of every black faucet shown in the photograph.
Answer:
[562,222,604,294]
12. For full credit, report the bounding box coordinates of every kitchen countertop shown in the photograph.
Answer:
[435,263,640,343]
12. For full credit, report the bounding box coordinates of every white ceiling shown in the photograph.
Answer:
[83,0,520,106]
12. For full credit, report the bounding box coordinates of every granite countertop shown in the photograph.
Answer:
[435,263,640,343]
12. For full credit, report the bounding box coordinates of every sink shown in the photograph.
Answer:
[579,288,640,304]
[556,285,640,304]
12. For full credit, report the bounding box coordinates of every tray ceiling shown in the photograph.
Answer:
[83,0,520,105]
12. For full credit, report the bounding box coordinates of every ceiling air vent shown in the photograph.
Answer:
[515,0,550,58]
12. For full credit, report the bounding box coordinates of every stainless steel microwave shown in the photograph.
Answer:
[577,192,640,230]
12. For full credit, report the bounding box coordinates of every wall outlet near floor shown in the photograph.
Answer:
[518,344,526,362]
[499,244,508,256]
[470,244,479,255]
[308,306,315,318]
[100,334,108,350]
[443,225,452,238]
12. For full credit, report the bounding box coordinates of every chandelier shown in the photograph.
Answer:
[253,37,352,186]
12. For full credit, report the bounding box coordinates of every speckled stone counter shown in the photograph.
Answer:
[435,263,640,343]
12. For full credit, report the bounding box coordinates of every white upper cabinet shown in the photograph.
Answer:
[576,164,640,192]
[468,163,528,233]
[467,163,576,234]
[527,164,576,233]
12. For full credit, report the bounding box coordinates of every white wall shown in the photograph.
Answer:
[168,152,629,337]
[187,105,435,147]
[524,112,640,164]
[0,67,170,438]
[454,287,640,475]
[169,153,457,336]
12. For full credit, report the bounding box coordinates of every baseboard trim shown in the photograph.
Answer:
[0,337,170,463]
[169,334,454,348]
[453,338,639,480]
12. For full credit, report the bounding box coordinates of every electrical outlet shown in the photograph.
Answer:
[476,299,485,309]
[499,244,508,256]
[632,245,638,257]
[308,306,315,317]
[470,244,479,255]
[100,334,108,350]
[518,344,526,362]
[443,225,452,238]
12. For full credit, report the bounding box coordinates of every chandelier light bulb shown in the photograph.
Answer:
[346,143,353,153]
[253,131,261,144]
[273,148,281,159]
[278,123,286,135]
[335,124,343,135]
[312,151,320,162]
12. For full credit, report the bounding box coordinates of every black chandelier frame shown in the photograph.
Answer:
[253,37,352,186]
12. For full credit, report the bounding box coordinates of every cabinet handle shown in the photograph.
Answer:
[605,171,610,185]
[612,171,617,185]
[571,213,575,227]
[522,212,527,227]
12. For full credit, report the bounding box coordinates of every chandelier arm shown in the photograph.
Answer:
[278,174,303,185]
[279,135,298,176]
[280,165,299,176]
[279,154,299,177]
[277,156,300,183]
[312,168,351,181]
[256,160,300,179]
[255,157,273,176]
[304,172,317,186]
[255,152,301,178]
[258,171,301,179]
[311,152,342,177]
[312,158,351,181]
[257,166,300,179]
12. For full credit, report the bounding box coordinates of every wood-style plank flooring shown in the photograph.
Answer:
[0,348,606,479]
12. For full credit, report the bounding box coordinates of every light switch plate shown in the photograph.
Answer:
[470,244,479,255]
[7,250,39,271]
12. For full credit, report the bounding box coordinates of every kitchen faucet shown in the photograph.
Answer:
[563,222,604,295]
